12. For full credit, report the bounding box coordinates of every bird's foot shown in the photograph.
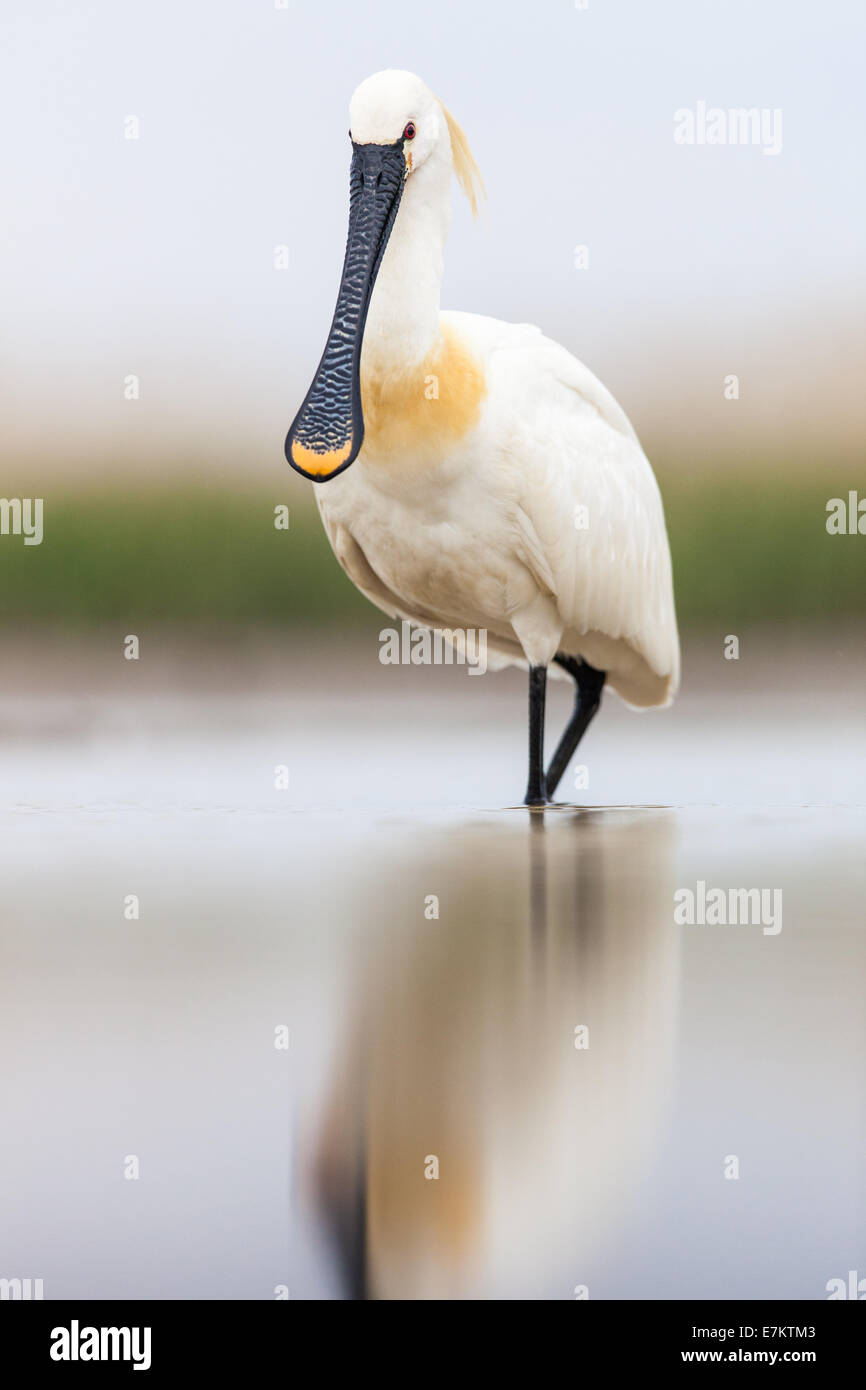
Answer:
[523,779,549,808]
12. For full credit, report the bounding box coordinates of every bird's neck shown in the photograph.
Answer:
[361,155,451,378]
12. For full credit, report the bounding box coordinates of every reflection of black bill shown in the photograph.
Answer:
[286,140,406,482]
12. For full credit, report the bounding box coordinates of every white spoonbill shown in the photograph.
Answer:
[286,70,679,804]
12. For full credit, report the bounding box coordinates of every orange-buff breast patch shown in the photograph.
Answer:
[361,325,486,462]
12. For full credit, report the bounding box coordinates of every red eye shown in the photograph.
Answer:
[403,122,416,141]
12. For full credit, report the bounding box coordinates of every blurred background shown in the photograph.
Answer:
[0,0,863,1301]
[0,0,864,629]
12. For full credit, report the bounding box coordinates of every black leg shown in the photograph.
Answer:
[524,664,548,806]
[545,655,606,800]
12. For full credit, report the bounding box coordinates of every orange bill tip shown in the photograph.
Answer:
[289,439,353,480]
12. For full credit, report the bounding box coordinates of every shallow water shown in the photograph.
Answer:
[0,640,863,1299]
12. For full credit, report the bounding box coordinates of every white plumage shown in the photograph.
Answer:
[319,306,679,707]
[289,69,679,797]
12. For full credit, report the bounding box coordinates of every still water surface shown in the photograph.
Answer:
[0,646,863,1298]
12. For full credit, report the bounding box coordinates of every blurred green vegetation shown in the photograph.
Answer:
[0,473,862,629]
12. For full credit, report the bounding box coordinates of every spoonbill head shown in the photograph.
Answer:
[285,70,679,806]
[286,70,480,483]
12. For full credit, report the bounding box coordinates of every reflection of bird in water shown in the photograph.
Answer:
[285,69,679,805]
[311,811,679,1298]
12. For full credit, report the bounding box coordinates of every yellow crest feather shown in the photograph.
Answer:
[439,102,486,220]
